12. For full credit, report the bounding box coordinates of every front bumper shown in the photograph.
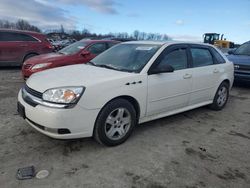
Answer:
[18,90,100,139]
[234,71,250,82]
[22,68,39,80]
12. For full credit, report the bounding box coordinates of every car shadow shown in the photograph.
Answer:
[0,66,21,70]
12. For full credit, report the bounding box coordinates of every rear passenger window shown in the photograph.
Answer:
[88,43,106,55]
[157,48,188,71]
[107,42,117,49]
[0,32,37,42]
[18,34,38,41]
[191,48,213,67]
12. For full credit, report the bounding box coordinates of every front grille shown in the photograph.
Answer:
[24,84,43,99]
[23,64,32,69]
[236,64,250,71]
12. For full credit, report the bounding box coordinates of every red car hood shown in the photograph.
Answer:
[24,53,71,65]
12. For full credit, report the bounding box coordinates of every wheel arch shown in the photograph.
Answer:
[222,79,230,86]
[22,52,39,63]
[100,95,141,123]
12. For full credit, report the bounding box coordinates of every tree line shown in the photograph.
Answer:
[0,19,40,32]
[0,19,171,41]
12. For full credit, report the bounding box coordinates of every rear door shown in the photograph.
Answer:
[147,44,193,116]
[188,45,224,105]
[0,31,36,65]
[0,31,26,64]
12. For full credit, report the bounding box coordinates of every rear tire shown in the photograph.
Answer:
[210,82,229,111]
[23,54,37,63]
[94,99,136,146]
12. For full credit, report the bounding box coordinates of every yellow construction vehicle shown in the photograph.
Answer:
[203,33,234,48]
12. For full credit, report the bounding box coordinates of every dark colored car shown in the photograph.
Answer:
[227,41,250,82]
[22,40,119,79]
[0,29,53,66]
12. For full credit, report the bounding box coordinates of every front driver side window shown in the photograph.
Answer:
[88,43,106,55]
[157,48,188,71]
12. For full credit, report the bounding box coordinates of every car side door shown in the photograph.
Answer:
[0,31,27,64]
[188,45,225,105]
[147,44,193,116]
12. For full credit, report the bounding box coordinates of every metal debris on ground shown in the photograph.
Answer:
[16,166,35,180]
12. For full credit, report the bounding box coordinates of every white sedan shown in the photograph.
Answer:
[17,41,234,146]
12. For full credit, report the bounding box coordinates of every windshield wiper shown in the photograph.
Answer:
[96,64,119,70]
[86,62,117,70]
[87,62,133,72]
[86,61,97,66]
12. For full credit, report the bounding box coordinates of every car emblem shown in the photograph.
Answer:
[234,65,240,69]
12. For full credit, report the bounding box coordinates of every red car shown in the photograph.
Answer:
[0,29,53,66]
[22,40,119,79]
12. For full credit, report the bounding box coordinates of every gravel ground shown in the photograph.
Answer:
[0,68,250,188]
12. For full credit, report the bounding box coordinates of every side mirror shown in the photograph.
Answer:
[80,51,90,57]
[227,49,235,55]
[149,64,174,75]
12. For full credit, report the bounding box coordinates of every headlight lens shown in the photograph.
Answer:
[32,63,52,70]
[43,87,85,104]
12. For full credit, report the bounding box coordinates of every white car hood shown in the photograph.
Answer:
[26,64,133,92]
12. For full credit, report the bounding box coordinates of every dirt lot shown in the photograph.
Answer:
[0,68,250,188]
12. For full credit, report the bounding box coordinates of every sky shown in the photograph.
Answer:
[0,0,249,43]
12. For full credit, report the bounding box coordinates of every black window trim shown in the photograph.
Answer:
[148,43,191,74]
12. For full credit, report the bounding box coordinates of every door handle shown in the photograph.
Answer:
[20,44,28,47]
[183,73,192,79]
[213,68,219,73]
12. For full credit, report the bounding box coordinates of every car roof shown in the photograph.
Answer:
[0,29,42,35]
[123,40,212,47]
[80,39,120,44]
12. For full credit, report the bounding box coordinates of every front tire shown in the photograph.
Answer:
[23,54,37,63]
[210,82,229,111]
[94,99,136,146]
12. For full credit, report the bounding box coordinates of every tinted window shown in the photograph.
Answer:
[107,42,117,49]
[191,48,213,67]
[157,48,188,71]
[59,41,88,55]
[20,34,38,41]
[234,42,250,56]
[210,47,225,64]
[0,32,37,42]
[88,43,107,55]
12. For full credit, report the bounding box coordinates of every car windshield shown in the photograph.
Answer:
[234,42,250,56]
[90,43,161,73]
[59,41,88,55]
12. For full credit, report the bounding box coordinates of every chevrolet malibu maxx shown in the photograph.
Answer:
[18,41,234,146]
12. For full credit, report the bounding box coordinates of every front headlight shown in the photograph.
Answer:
[43,87,85,104]
[32,63,52,70]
